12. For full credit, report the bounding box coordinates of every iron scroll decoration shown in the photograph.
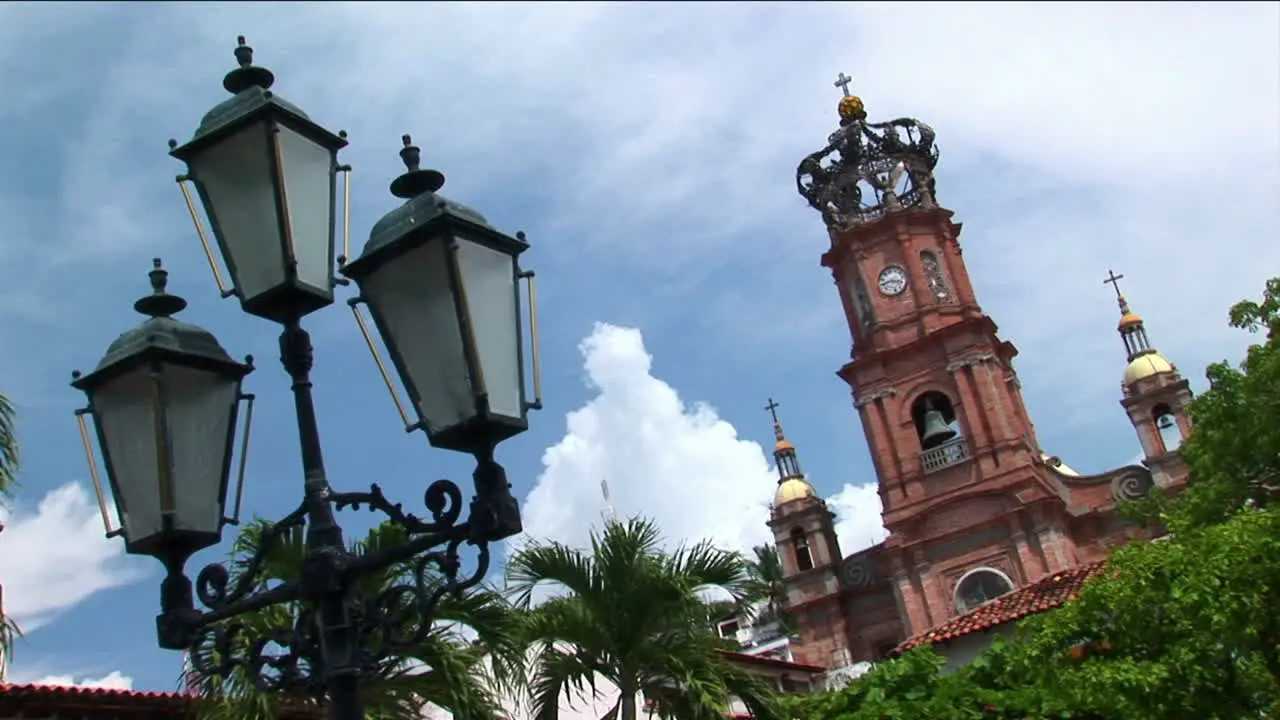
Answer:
[796,107,941,230]
[181,479,491,695]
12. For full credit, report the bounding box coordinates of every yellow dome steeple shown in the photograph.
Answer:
[1104,269,1175,386]
[765,397,816,507]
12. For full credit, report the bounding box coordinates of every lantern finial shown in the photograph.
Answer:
[133,258,189,319]
[222,35,275,95]
[389,134,446,200]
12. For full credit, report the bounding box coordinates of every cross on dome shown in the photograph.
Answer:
[1102,269,1126,301]
[764,397,782,424]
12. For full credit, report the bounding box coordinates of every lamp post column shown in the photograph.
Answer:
[278,316,364,720]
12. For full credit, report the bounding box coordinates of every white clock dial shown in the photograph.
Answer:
[878,265,908,296]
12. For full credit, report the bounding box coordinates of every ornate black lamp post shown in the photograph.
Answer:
[71,37,541,720]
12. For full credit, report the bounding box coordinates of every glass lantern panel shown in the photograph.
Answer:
[454,239,522,420]
[276,125,335,294]
[188,121,285,304]
[161,364,239,536]
[362,240,471,433]
[93,367,163,546]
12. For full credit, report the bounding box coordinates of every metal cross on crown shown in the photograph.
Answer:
[833,72,854,97]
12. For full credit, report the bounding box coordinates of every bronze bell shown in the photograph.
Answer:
[920,408,958,449]
[1157,414,1175,430]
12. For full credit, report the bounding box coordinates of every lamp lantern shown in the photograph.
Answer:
[169,36,348,324]
[72,259,254,561]
[342,135,540,455]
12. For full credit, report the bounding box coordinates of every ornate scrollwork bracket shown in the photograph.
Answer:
[175,475,497,696]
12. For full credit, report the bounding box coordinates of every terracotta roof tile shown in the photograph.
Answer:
[0,683,192,711]
[0,683,320,718]
[893,561,1106,654]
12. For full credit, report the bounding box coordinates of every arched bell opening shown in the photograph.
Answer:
[953,567,1015,614]
[911,391,962,450]
[1152,402,1183,453]
[791,527,814,572]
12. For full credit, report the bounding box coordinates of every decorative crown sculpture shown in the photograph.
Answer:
[797,74,940,230]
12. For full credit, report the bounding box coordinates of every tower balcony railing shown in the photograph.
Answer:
[920,436,970,474]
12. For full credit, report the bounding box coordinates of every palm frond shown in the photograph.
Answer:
[0,392,19,502]
[512,515,780,720]
[505,541,598,609]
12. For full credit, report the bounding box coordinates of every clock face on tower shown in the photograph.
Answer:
[878,265,908,296]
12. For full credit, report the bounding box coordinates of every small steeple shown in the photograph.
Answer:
[1103,269,1156,361]
[765,397,804,480]
[1103,270,1175,385]
[765,398,817,509]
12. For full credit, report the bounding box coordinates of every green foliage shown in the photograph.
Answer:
[781,645,1087,720]
[1154,276,1280,530]
[0,392,18,502]
[742,544,795,634]
[1002,508,1280,718]
[507,517,783,720]
[188,520,522,720]
[785,278,1280,720]
[0,391,22,665]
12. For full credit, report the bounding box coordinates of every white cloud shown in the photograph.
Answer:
[829,484,889,556]
[24,670,134,690]
[516,323,886,561]
[0,483,148,631]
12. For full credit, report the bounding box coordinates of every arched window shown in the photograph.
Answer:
[791,527,814,572]
[954,568,1014,614]
[919,250,953,303]
[1152,403,1183,454]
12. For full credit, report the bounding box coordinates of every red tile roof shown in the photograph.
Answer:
[0,683,319,718]
[894,561,1106,654]
[0,683,192,713]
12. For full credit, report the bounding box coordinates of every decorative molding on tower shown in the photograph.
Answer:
[796,73,940,231]
[946,353,996,372]
[853,386,898,408]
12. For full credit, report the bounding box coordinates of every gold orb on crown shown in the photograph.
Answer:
[838,94,867,123]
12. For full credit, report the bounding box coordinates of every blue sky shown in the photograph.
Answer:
[0,0,1276,697]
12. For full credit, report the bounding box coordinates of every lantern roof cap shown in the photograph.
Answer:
[75,259,246,386]
[170,37,344,155]
[350,135,526,272]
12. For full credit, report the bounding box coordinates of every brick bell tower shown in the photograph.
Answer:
[1104,271,1192,490]
[795,75,1073,637]
[764,398,851,669]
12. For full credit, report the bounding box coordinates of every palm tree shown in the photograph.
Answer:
[0,392,18,502]
[0,391,22,671]
[186,519,523,720]
[742,545,792,634]
[507,518,783,720]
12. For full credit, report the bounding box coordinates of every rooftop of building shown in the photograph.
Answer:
[892,560,1106,655]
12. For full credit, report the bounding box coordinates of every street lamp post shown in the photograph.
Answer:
[71,37,541,720]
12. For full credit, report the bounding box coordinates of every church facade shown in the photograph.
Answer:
[764,77,1193,670]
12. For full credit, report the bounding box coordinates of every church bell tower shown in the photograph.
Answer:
[764,398,851,668]
[1104,270,1192,489]
[795,75,1070,636]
